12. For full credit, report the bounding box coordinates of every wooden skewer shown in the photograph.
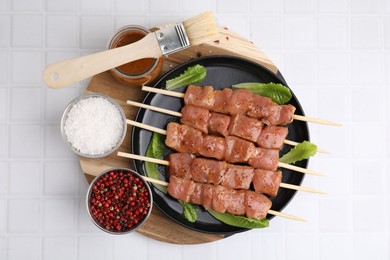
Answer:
[118,151,325,195]
[141,86,341,127]
[117,152,305,222]
[127,100,330,155]
[126,119,324,177]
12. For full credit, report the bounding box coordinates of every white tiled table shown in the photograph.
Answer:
[1,0,390,259]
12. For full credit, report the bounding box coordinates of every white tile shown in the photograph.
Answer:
[11,51,43,84]
[0,125,7,158]
[385,17,390,49]
[46,0,77,12]
[318,125,349,157]
[80,16,113,49]
[114,0,146,13]
[12,15,44,47]
[352,87,384,122]
[320,234,353,260]
[0,15,10,47]
[47,15,78,48]
[114,16,148,30]
[351,16,381,49]
[250,16,281,50]
[216,232,251,259]
[0,199,6,233]
[285,234,319,260]
[354,197,387,232]
[147,240,182,259]
[113,235,148,260]
[284,52,315,86]
[216,0,248,12]
[182,0,215,13]
[318,0,348,13]
[45,86,78,122]
[11,0,43,11]
[0,237,5,260]
[9,124,41,158]
[80,0,111,12]
[353,160,386,196]
[10,87,42,122]
[318,87,349,122]
[386,1,390,13]
[0,0,7,10]
[250,0,281,13]
[319,197,351,232]
[388,127,390,158]
[46,50,78,64]
[318,17,348,50]
[8,199,40,233]
[0,162,7,194]
[9,161,41,195]
[217,15,249,40]
[351,0,379,13]
[43,236,76,260]
[44,161,77,195]
[149,0,179,13]
[351,52,382,85]
[354,233,389,260]
[0,51,7,83]
[352,124,385,159]
[44,125,74,158]
[8,236,41,260]
[318,159,352,196]
[284,16,315,50]
[317,52,348,85]
[284,0,313,13]
[78,236,112,260]
[252,233,283,260]
[284,195,319,232]
[43,199,76,232]
[0,88,7,121]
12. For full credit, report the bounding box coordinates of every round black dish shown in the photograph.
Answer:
[131,56,309,235]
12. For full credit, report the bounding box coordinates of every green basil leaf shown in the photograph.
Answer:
[280,141,317,164]
[208,210,269,229]
[232,82,292,105]
[166,64,207,90]
[145,133,167,193]
[179,201,198,223]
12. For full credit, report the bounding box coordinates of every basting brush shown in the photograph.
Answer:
[43,12,218,88]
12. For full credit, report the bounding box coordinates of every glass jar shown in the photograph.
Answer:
[107,25,164,86]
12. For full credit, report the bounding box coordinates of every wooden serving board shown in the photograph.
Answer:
[80,27,278,244]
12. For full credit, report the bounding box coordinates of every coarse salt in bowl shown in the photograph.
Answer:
[61,93,127,158]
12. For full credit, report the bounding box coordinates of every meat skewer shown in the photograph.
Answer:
[126,100,329,154]
[117,151,326,196]
[142,85,341,126]
[127,119,324,176]
[123,168,305,222]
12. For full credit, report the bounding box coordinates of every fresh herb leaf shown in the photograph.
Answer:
[280,141,317,164]
[151,132,167,158]
[179,201,198,223]
[166,64,206,90]
[208,210,269,229]
[232,82,292,105]
[145,133,167,193]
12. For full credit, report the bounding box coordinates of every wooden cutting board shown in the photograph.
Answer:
[80,27,278,244]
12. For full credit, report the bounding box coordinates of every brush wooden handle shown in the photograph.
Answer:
[43,33,162,89]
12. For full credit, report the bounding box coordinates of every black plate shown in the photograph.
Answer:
[132,56,309,235]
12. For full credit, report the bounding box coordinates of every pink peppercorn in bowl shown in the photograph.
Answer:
[86,168,153,234]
